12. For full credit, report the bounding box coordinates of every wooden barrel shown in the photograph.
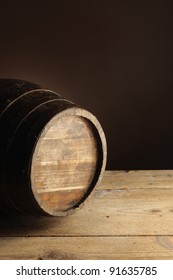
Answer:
[0,79,107,216]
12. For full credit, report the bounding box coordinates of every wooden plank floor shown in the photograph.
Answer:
[1,170,173,259]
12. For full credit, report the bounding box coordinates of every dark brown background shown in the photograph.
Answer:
[0,0,173,170]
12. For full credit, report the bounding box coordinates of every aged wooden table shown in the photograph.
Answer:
[1,170,173,259]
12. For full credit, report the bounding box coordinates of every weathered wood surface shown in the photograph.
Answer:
[31,115,98,213]
[1,170,173,259]
[1,236,173,260]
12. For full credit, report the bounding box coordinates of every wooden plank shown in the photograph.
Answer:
[1,187,173,236]
[1,170,173,260]
[100,170,173,189]
[1,236,173,260]
[1,170,173,237]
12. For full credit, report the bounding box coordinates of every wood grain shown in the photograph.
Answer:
[1,170,173,259]
[1,236,173,260]
[101,170,173,189]
[31,115,98,214]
